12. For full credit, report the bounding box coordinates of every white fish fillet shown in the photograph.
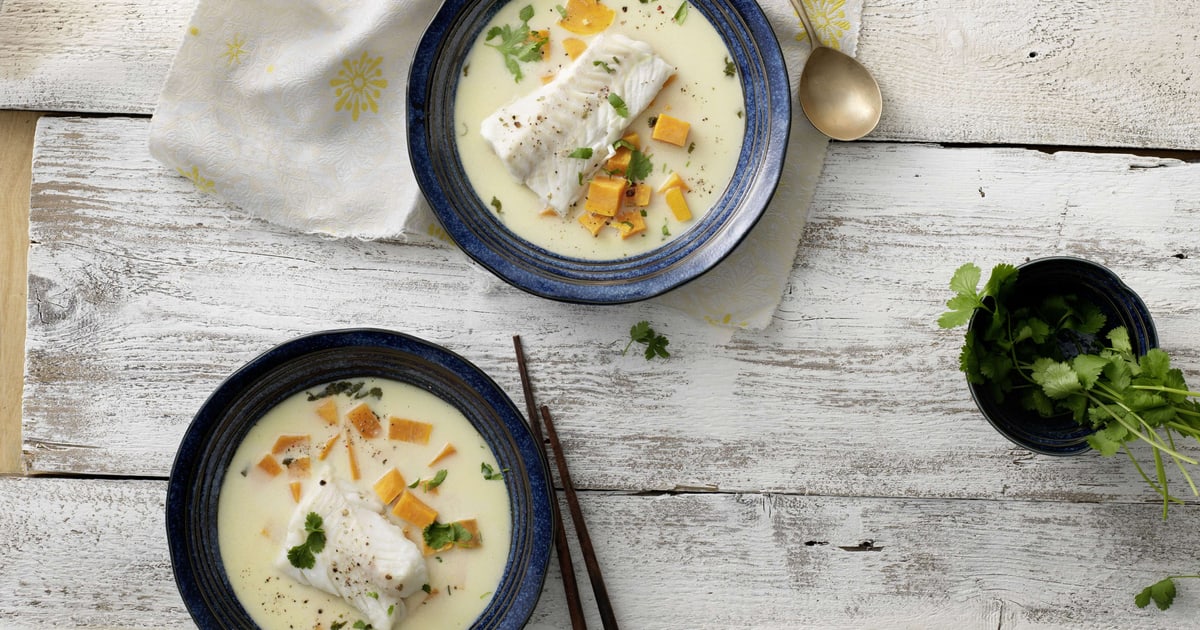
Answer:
[276,468,427,630]
[480,32,674,216]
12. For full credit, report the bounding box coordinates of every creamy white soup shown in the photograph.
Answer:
[455,0,746,259]
[218,377,512,630]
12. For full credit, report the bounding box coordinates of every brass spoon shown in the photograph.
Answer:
[790,0,882,141]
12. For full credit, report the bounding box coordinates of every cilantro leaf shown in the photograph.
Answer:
[424,469,448,491]
[481,462,506,480]
[622,320,670,360]
[593,60,615,74]
[424,521,473,550]
[608,93,629,117]
[568,147,594,159]
[287,512,326,568]
[626,150,652,182]
[485,6,546,82]
[723,57,735,77]
[672,1,688,24]
[1135,577,1177,610]
[286,544,315,570]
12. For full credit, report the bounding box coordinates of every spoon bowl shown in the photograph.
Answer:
[792,0,882,140]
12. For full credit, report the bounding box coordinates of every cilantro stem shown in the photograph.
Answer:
[1132,384,1200,398]
[1089,396,1198,464]
[1153,446,1170,519]
[1167,420,1200,437]
[1166,431,1199,497]
[1123,444,1182,504]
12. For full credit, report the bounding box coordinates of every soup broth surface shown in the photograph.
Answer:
[218,377,512,630]
[455,0,746,259]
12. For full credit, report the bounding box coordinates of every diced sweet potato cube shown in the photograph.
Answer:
[604,147,632,175]
[271,434,311,455]
[346,402,382,438]
[373,468,407,504]
[540,73,556,85]
[315,399,338,425]
[455,519,482,549]
[286,455,311,479]
[257,454,283,477]
[558,0,614,35]
[428,443,457,467]
[665,186,692,221]
[658,171,690,193]
[318,433,340,461]
[627,183,652,207]
[392,490,438,528]
[584,176,627,217]
[652,114,690,147]
[345,439,361,480]
[611,208,646,239]
[540,207,558,216]
[562,37,587,60]
[578,212,608,236]
[389,417,434,444]
[289,481,303,503]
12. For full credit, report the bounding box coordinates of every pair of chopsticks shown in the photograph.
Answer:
[513,336,619,630]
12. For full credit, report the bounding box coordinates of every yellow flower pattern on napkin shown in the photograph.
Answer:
[222,34,247,66]
[795,0,851,49]
[331,52,388,121]
[177,166,215,193]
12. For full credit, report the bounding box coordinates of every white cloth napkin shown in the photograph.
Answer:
[149,0,863,329]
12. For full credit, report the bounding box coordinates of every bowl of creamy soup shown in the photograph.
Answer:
[167,329,554,629]
[408,0,789,303]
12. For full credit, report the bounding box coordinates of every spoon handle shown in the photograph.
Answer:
[790,0,822,50]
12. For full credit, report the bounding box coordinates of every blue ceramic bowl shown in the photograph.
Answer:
[967,257,1158,455]
[407,0,790,304]
[167,329,554,629]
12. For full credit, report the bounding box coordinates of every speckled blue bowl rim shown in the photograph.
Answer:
[966,256,1159,456]
[407,0,791,304]
[167,328,554,629]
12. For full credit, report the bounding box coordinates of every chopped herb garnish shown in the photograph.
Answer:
[408,478,419,488]
[593,60,615,74]
[613,138,636,151]
[723,57,735,77]
[286,512,326,569]
[555,3,568,17]
[662,221,671,236]
[306,381,379,402]
[608,93,629,117]
[624,320,670,360]
[481,591,493,599]
[424,520,474,549]
[331,623,346,630]
[485,5,546,82]
[366,592,379,599]
[387,605,395,616]
[736,109,743,118]
[568,147,594,159]
[673,1,688,24]
[424,469,448,491]
[626,150,652,183]
[490,196,503,213]
[353,622,373,630]
[647,115,658,128]
[687,141,696,154]
[481,462,507,480]
[578,172,584,186]
[422,584,432,594]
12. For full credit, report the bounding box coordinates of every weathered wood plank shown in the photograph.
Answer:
[24,116,1200,510]
[4,0,1200,148]
[0,476,1196,628]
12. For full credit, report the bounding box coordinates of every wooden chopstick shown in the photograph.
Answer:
[539,404,620,630]
[513,335,588,630]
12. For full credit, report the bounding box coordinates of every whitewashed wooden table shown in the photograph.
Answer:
[3,1,1200,628]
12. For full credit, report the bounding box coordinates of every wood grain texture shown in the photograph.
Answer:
[0,476,1196,629]
[0,109,39,475]
[24,117,1200,512]
[3,0,1200,148]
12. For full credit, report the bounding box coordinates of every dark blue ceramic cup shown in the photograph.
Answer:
[966,256,1158,455]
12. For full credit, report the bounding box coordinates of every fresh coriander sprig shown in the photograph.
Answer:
[485,5,546,82]
[1137,575,1200,610]
[623,320,670,360]
[286,512,326,569]
[939,262,1200,519]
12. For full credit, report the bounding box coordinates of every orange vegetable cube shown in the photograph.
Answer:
[540,73,556,85]
[271,434,311,455]
[627,183,652,207]
[289,481,303,503]
[665,186,692,221]
[557,0,615,35]
[286,455,311,479]
[604,147,632,175]
[658,171,690,193]
[428,443,458,467]
[578,211,608,236]
[346,402,382,438]
[373,468,407,504]
[562,37,587,60]
[652,114,690,147]
[257,454,283,477]
[455,519,482,549]
[611,208,646,239]
[389,417,434,444]
[392,490,438,528]
[315,399,338,425]
[317,433,340,460]
[345,439,361,480]
[584,176,627,217]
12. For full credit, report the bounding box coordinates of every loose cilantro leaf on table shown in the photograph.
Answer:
[485,5,547,82]
[939,262,1200,519]
[623,320,670,360]
[1135,577,1178,610]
